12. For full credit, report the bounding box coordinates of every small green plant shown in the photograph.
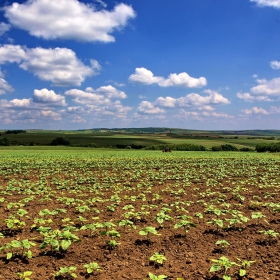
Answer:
[55,266,77,279]
[139,226,160,242]
[210,256,238,280]
[237,258,255,278]
[145,272,168,280]
[215,240,230,253]
[1,239,36,259]
[119,219,136,231]
[5,214,26,232]
[149,252,167,265]
[80,223,97,237]
[39,229,80,253]
[155,211,173,226]
[174,216,196,236]
[260,229,279,245]
[106,239,120,249]
[15,271,33,280]
[84,262,102,275]
[207,218,224,231]
[251,212,266,224]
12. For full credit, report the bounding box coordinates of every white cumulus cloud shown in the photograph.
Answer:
[0,23,11,36]
[137,101,165,114]
[0,44,26,64]
[243,107,269,115]
[159,72,207,88]
[270,60,280,69]
[129,68,164,85]
[129,67,207,88]
[154,96,176,108]
[0,45,100,86]
[86,85,127,99]
[32,89,67,106]
[236,92,273,102]
[250,0,280,8]
[5,0,136,42]
[65,85,126,105]
[251,77,280,96]
[174,90,230,107]
[0,70,14,95]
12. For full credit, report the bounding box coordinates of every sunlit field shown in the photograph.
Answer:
[0,148,279,279]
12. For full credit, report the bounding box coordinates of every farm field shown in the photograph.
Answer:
[0,148,279,279]
[1,128,280,149]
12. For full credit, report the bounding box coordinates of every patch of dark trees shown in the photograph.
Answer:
[4,130,26,134]
[255,142,280,153]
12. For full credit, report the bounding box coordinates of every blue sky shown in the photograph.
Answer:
[1,0,280,130]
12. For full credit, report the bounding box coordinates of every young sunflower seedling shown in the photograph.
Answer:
[105,229,121,249]
[145,272,168,280]
[210,256,238,280]
[118,219,136,231]
[55,266,77,279]
[84,262,102,275]
[215,240,230,253]
[15,271,33,280]
[174,216,196,237]
[139,226,160,243]
[236,258,255,278]
[251,212,266,225]
[149,252,167,266]
[260,229,279,245]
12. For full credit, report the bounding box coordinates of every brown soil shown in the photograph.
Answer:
[0,155,279,279]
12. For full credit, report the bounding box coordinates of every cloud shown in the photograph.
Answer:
[250,0,280,8]
[86,85,127,99]
[0,97,63,124]
[0,44,26,64]
[0,23,11,36]
[0,70,14,95]
[32,88,67,106]
[129,68,164,85]
[242,106,269,115]
[174,109,233,121]
[95,0,107,8]
[236,92,273,102]
[0,98,32,110]
[5,0,135,42]
[64,86,131,119]
[71,116,86,123]
[236,92,255,101]
[202,111,233,118]
[138,95,147,99]
[270,60,280,69]
[154,96,176,108]
[137,101,165,114]
[175,90,230,107]
[251,77,280,96]
[65,89,107,105]
[66,86,127,104]
[40,110,61,120]
[144,90,229,114]
[0,45,100,86]
[0,78,14,95]
[129,67,207,88]
[270,106,280,113]
[159,72,207,88]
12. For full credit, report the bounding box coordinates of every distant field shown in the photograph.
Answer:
[0,129,279,150]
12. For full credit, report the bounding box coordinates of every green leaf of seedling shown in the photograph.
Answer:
[210,264,221,272]
[239,269,246,277]
[60,240,71,251]
[25,250,32,259]
[7,252,12,260]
